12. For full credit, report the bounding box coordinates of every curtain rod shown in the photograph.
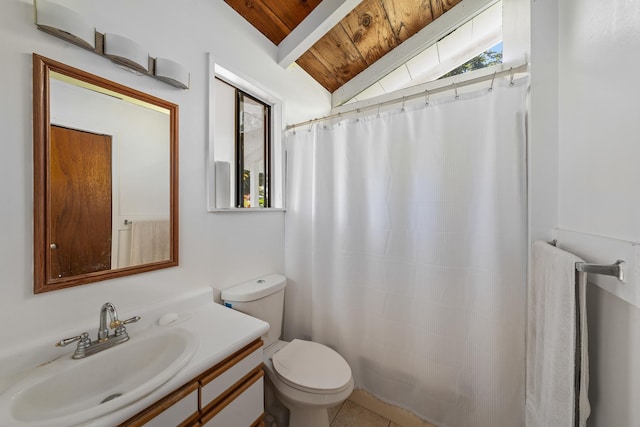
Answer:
[286,63,528,131]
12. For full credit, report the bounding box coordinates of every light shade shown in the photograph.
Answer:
[103,33,149,73]
[154,57,190,89]
[35,0,95,50]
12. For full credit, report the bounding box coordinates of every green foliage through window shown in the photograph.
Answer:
[439,42,503,79]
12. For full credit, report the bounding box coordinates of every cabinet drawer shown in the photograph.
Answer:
[201,375,264,427]
[121,381,199,427]
[200,341,262,412]
[144,387,198,427]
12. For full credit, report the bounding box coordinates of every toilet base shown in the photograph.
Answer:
[273,383,349,427]
[267,372,352,427]
[264,374,289,427]
[287,406,330,427]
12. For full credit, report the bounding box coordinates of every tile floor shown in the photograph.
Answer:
[329,400,398,427]
[328,397,437,427]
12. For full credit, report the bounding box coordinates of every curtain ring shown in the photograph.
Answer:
[424,89,430,106]
[401,96,406,112]
[489,71,497,92]
[376,104,381,118]
[509,67,515,87]
[453,82,459,100]
[356,108,360,122]
[337,112,342,126]
[308,122,312,132]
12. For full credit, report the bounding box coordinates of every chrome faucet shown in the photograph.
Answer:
[56,302,140,359]
[98,302,118,341]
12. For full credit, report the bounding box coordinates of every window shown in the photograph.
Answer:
[235,88,271,208]
[208,60,283,211]
[439,42,503,79]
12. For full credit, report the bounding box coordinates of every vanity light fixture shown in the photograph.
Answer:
[154,57,190,89]
[35,0,95,50]
[103,33,150,74]
[33,0,190,89]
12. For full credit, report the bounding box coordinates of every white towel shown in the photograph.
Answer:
[129,220,170,265]
[526,241,590,427]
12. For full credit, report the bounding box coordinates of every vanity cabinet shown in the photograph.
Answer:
[121,339,264,427]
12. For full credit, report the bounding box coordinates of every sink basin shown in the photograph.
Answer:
[0,327,199,426]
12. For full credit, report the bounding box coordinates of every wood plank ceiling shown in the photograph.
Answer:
[224,0,462,93]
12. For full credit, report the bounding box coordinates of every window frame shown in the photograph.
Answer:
[207,55,284,212]
[234,89,272,208]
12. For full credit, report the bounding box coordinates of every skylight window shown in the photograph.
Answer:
[346,1,503,104]
[439,42,503,79]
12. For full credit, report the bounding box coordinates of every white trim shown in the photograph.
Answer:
[206,53,217,212]
[277,0,362,67]
[331,0,501,107]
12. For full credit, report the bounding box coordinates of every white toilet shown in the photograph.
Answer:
[221,274,354,427]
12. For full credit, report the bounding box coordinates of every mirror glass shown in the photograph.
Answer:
[33,54,179,293]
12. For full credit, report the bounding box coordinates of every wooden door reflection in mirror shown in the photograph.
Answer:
[33,54,179,293]
[50,126,113,278]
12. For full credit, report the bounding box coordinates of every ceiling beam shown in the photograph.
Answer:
[277,0,362,68]
[331,0,501,107]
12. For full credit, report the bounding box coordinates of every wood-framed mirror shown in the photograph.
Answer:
[33,54,179,293]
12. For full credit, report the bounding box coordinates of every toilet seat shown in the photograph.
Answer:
[272,339,352,395]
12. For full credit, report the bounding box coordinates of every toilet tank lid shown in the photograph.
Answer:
[221,274,286,302]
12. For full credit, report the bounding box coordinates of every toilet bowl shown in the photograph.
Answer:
[264,340,354,427]
[221,274,354,427]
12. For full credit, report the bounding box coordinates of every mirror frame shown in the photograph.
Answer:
[33,53,179,293]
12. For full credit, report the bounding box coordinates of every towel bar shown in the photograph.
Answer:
[547,239,625,281]
[575,260,625,281]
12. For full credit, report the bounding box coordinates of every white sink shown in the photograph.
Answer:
[0,327,199,426]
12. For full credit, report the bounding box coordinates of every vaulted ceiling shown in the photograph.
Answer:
[224,0,463,94]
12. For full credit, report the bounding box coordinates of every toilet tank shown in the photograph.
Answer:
[221,274,286,347]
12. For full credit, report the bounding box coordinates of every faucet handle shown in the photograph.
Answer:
[56,332,91,359]
[114,316,141,337]
[56,332,90,347]
[122,316,141,325]
[109,316,142,329]
[110,316,141,329]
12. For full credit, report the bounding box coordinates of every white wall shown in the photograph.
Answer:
[529,0,559,243]
[531,0,640,424]
[0,0,330,345]
[502,0,530,64]
[213,79,237,207]
[559,1,640,425]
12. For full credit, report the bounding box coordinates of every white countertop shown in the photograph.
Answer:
[0,287,269,427]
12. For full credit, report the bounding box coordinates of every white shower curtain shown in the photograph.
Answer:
[284,81,528,427]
